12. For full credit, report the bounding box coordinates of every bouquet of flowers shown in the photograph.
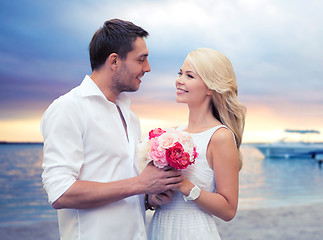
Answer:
[139,128,198,170]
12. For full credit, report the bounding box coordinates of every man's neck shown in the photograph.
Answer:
[90,71,119,103]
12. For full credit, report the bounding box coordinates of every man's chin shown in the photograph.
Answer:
[124,86,140,93]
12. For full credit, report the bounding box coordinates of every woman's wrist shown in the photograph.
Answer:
[180,179,195,196]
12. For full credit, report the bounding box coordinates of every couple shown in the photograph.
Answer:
[41,19,246,240]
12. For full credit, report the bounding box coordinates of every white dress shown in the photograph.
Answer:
[148,125,232,240]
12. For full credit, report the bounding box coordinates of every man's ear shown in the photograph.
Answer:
[107,53,119,69]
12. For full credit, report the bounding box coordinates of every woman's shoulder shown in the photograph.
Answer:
[209,126,236,147]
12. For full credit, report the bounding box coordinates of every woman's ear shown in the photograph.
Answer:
[206,89,213,96]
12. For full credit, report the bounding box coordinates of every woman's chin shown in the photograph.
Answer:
[175,96,181,103]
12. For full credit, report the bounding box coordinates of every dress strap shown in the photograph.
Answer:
[176,125,237,147]
[212,125,237,147]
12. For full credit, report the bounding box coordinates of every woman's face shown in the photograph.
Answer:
[175,59,210,106]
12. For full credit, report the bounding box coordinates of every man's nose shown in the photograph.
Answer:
[144,61,151,72]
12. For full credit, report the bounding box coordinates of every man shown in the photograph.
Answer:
[41,19,182,240]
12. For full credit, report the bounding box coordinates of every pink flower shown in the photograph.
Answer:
[149,128,166,139]
[148,138,168,168]
[158,131,178,148]
[166,142,192,170]
[141,127,198,170]
[192,147,198,161]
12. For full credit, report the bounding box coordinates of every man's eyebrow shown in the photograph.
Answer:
[138,53,149,58]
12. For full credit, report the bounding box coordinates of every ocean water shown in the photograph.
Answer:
[0,144,323,226]
[0,144,56,226]
[238,146,323,209]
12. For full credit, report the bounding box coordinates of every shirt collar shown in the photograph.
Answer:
[79,75,105,98]
[79,75,131,109]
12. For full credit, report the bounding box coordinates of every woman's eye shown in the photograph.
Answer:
[177,72,182,76]
[187,74,194,79]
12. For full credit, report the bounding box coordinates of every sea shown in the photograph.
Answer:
[1,143,323,226]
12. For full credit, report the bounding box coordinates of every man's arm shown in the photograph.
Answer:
[41,96,182,210]
[52,162,182,209]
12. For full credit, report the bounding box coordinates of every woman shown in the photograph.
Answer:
[147,48,246,239]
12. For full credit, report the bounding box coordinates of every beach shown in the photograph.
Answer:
[215,202,323,239]
[1,201,322,240]
[1,145,323,239]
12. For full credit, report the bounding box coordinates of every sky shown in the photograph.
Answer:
[0,0,322,143]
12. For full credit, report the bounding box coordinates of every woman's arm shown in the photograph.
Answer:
[175,127,240,221]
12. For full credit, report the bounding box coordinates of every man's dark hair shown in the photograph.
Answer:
[89,19,149,71]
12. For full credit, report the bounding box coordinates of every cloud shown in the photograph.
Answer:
[0,73,76,119]
[0,0,322,141]
[103,0,323,101]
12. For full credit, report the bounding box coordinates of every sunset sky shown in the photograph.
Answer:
[0,0,322,143]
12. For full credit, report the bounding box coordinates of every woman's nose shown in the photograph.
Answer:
[176,76,184,85]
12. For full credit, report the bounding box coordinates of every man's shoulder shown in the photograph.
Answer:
[45,85,83,115]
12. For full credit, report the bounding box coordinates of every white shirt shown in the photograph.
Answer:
[41,75,147,240]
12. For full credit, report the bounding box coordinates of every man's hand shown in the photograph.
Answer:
[138,161,183,194]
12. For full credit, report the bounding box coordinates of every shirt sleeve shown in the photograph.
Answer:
[40,95,84,203]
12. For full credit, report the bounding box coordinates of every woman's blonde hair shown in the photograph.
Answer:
[186,48,246,168]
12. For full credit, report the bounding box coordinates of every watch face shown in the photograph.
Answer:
[191,187,200,198]
[183,185,201,201]
[189,186,200,200]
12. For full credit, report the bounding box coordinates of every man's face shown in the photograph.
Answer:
[112,37,151,93]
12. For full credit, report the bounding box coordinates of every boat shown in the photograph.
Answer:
[254,129,323,159]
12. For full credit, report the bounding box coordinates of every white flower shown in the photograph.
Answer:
[138,137,149,163]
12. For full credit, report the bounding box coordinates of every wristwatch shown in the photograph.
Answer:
[183,185,201,201]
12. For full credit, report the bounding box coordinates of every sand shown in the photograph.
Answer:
[214,202,323,240]
[1,202,322,240]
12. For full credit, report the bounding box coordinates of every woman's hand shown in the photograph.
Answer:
[148,190,175,207]
[172,178,195,197]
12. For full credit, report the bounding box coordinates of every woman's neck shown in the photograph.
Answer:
[186,103,221,133]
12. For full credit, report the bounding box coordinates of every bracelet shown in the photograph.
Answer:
[145,194,158,211]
